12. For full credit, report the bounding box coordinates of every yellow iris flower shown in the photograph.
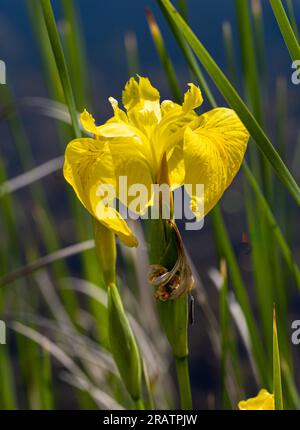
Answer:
[238,389,275,410]
[64,76,249,247]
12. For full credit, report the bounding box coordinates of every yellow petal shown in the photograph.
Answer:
[182,83,203,113]
[63,138,138,247]
[81,102,129,137]
[80,110,98,134]
[122,77,139,111]
[78,107,156,216]
[96,205,138,247]
[97,121,137,139]
[160,99,178,115]
[107,137,154,215]
[166,145,185,190]
[108,97,128,123]
[153,83,202,166]
[122,76,161,136]
[183,108,249,218]
[96,121,156,185]
[122,76,160,111]
[238,389,275,410]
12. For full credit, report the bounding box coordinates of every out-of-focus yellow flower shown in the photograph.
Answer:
[238,389,275,410]
[64,76,249,247]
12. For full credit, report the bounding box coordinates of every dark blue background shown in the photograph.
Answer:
[1,0,299,104]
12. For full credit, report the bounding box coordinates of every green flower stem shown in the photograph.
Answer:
[107,283,144,409]
[175,357,193,410]
[93,220,116,286]
[94,221,144,409]
[147,218,193,409]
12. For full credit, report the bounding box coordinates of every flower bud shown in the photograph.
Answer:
[107,283,142,401]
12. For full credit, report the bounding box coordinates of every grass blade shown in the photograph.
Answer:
[0,157,63,197]
[211,206,268,385]
[235,0,263,124]
[286,0,299,41]
[40,0,80,138]
[273,306,284,410]
[251,0,266,79]
[219,261,232,409]
[37,1,101,291]
[177,0,188,21]
[235,0,272,199]
[243,163,300,290]
[0,240,95,287]
[124,32,140,76]
[146,8,182,103]
[222,22,238,85]
[26,0,64,103]
[157,0,217,107]
[270,0,300,62]
[60,0,90,111]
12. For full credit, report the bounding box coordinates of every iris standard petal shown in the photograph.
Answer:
[154,85,201,154]
[183,108,249,218]
[182,83,203,113]
[122,76,161,137]
[151,84,203,188]
[122,75,160,112]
